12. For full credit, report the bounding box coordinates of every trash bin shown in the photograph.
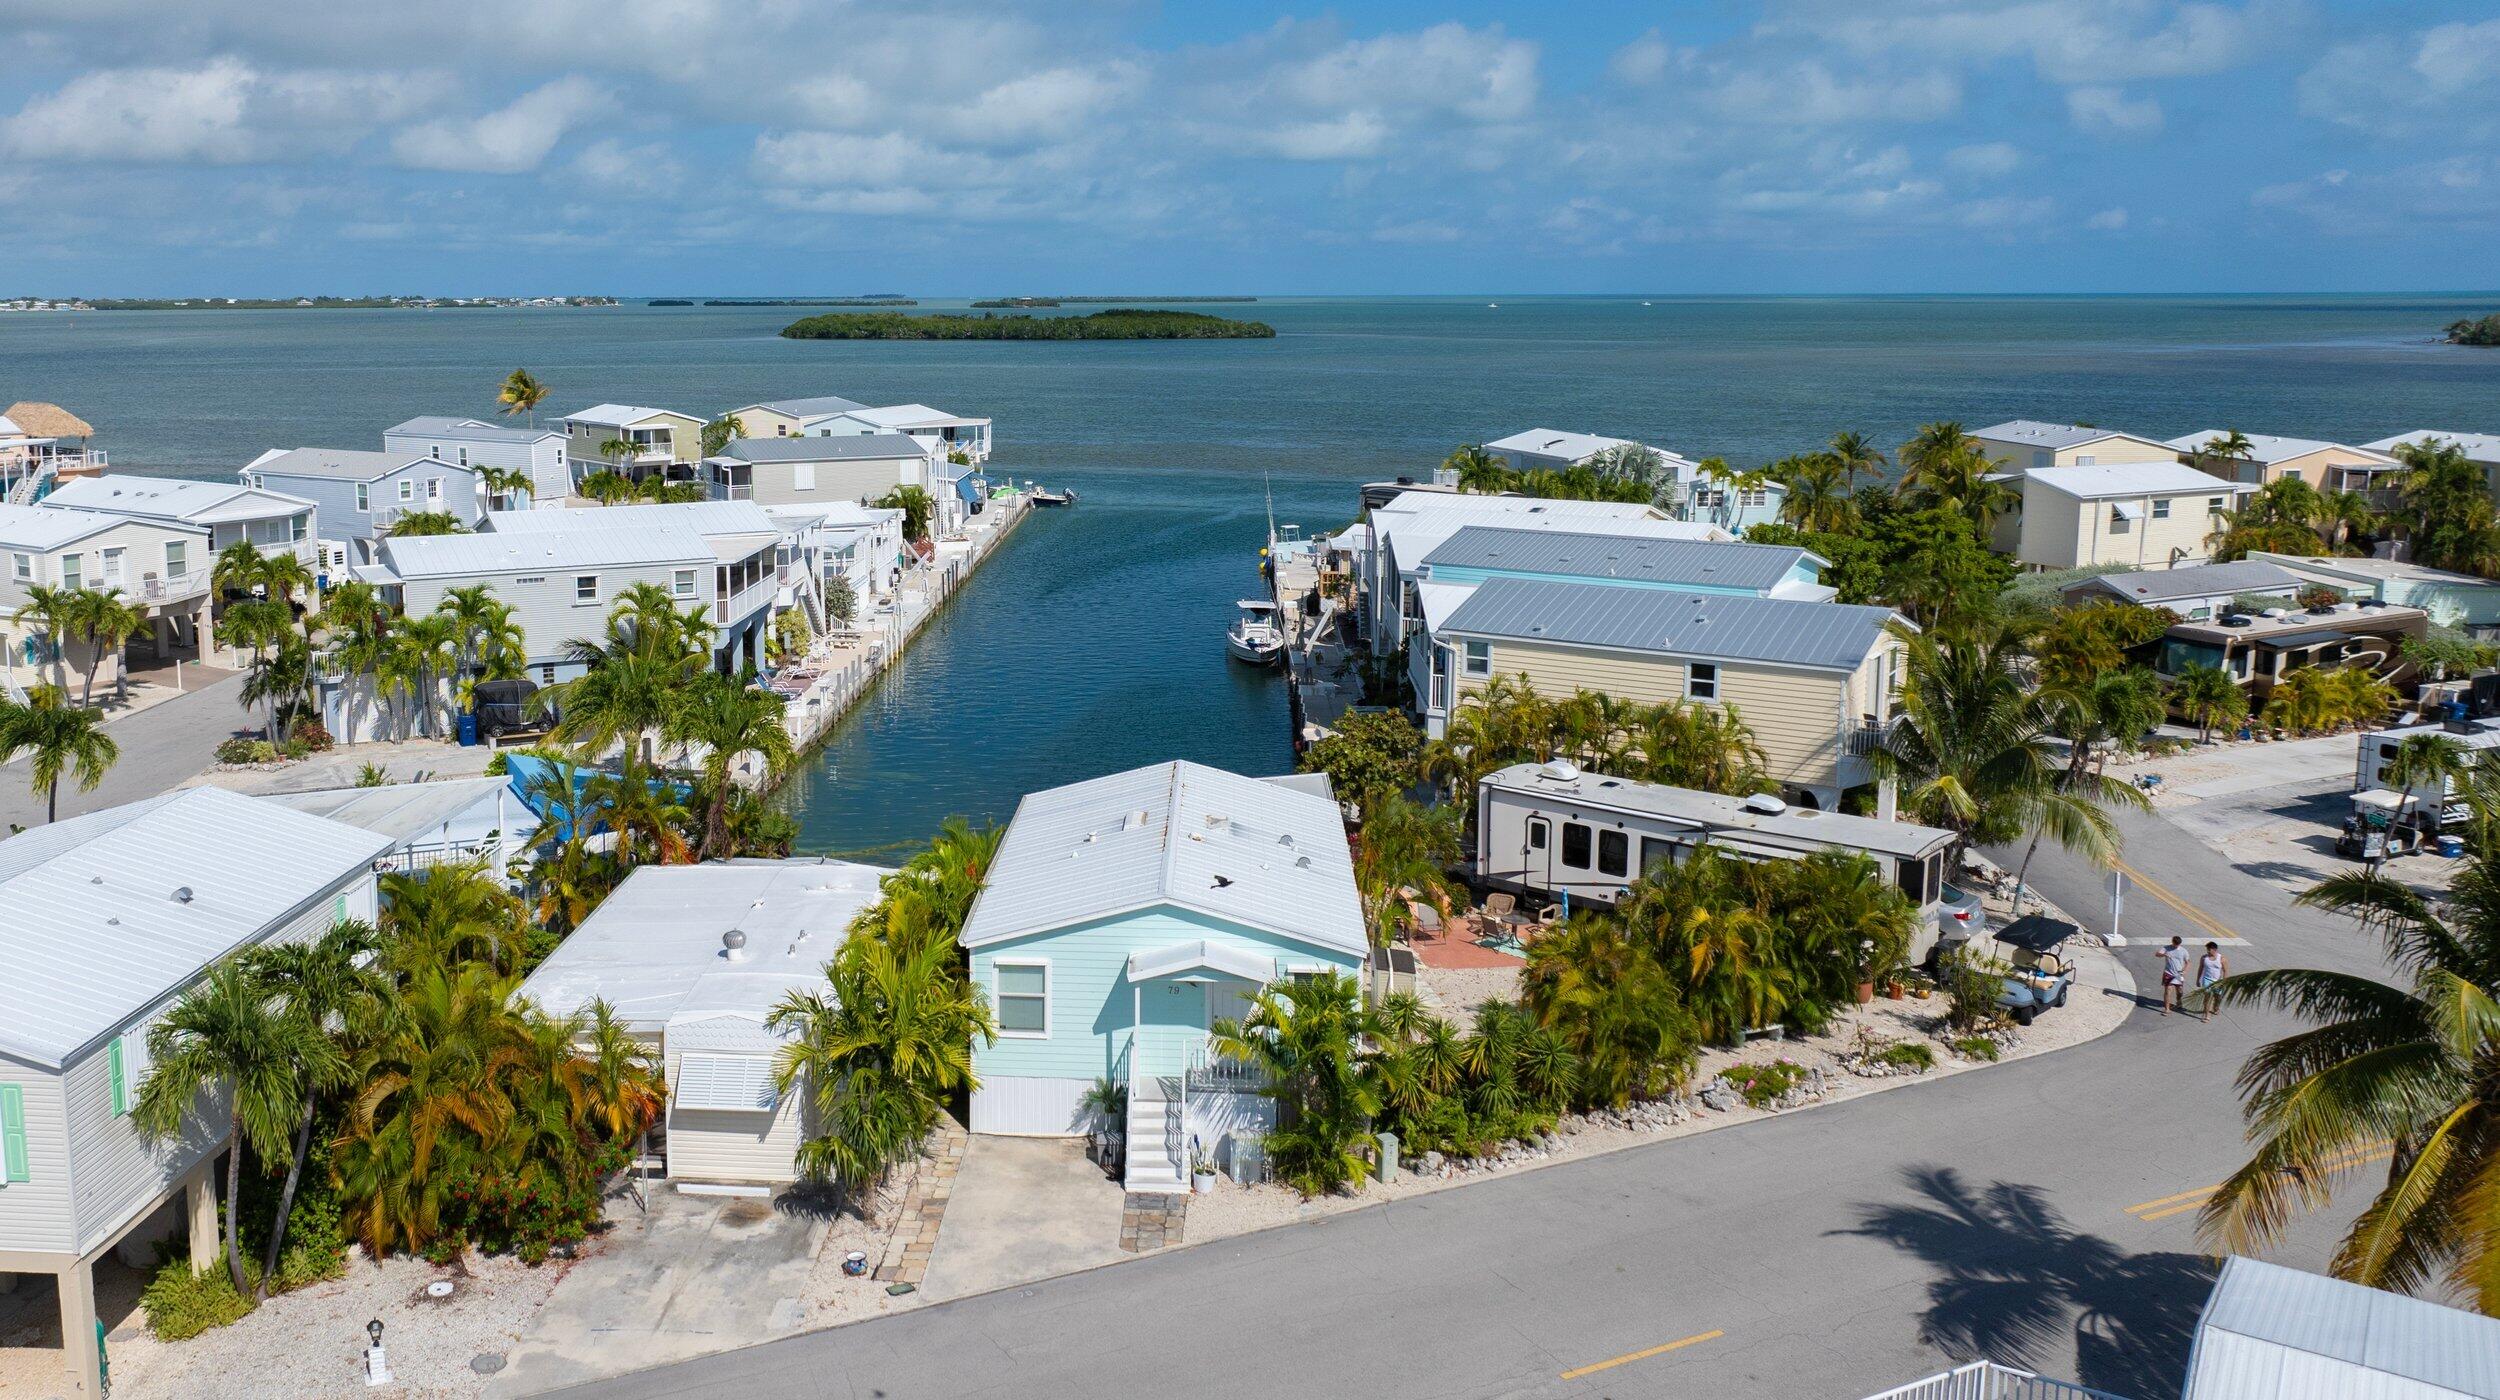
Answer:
[456,712,480,747]
[2438,834,2466,859]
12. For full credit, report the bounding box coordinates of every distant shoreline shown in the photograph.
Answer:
[969,296,1259,308]
[57,296,619,311]
[781,308,1276,341]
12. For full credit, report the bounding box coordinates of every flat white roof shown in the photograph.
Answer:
[2022,462,2252,499]
[1482,428,1637,462]
[516,860,889,1032]
[1372,491,1724,576]
[2165,430,2395,467]
[2363,429,2500,462]
[257,778,513,848]
[484,499,784,542]
[0,501,161,551]
[381,523,712,578]
[562,403,694,429]
[1480,762,1954,860]
[2252,550,2500,588]
[1972,419,2166,452]
[45,474,314,525]
[2183,1256,2500,1400]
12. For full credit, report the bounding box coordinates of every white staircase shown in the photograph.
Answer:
[1123,1075,1187,1191]
[6,464,54,506]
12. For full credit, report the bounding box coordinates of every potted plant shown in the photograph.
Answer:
[1190,1138,1219,1195]
[2297,583,2341,614]
[1078,1077,1127,1169]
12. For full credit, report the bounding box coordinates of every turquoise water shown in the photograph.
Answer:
[6,295,2499,855]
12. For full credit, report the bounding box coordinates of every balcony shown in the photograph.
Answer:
[1844,717,1898,757]
[134,570,211,606]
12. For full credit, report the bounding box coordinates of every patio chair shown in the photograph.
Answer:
[1481,892,1517,926]
[1406,900,1444,942]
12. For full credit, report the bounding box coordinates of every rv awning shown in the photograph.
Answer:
[2353,788,2408,813]
[673,1051,780,1112]
[1128,940,1277,985]
[2111,501,2145,521]
[2255,628,2346,650]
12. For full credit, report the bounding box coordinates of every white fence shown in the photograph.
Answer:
[1858,1361,2133,1400]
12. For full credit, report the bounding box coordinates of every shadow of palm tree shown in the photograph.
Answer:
[1836,1166,2217,1399]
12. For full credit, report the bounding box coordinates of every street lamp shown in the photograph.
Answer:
[364,1317,392,1387]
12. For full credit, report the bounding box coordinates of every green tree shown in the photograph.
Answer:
[62,588,143,705]
[1210,972,1381,1198]
[700,413,746,457]
[1296,709,1423,812]
[1351,794,1464,950]
[597,435,641,483]
[2381,731,2473,812]
[1826,429,1885,492]
[474,465,535,511]
[1865,621,2061,852]
[240,635,316,746]
[2171,661,2246,743]
[1771,452,1857,533]
[496,368,547,426]
[877,484,938,542]
[665,671,796,860]
[135,960,334,1293]
[385,510,465,537]
[0,684,118,822]
[578,469,637,506]
[10,584,81,690]
[240,921,384,1297]
[2392,439,2500,577]
[390,610,461,739]
[1443,443,1510,493]
[1521,917,1692,1108]
[1869,507,2012,634]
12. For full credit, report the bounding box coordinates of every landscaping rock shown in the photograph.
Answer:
[471,1353,508,1375]
[1698,1084,1738,1112]
[1419,1150,1445,1175]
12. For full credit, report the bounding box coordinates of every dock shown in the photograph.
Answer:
[1268,531,1361,751]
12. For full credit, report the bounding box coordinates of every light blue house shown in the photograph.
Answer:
[959,761,1367,1190]
[2250,551,2500,636]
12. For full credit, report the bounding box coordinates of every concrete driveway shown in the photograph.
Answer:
[490,1189,833,1397]
[919,1137,1127,1303]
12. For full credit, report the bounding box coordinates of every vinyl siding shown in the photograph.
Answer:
[967,906,1362,1088]
[1464,638,1883,791]
[400,561,691,672]
[0,1055,76,1255]
[728,458,924,508]
[382,430,570,504]
[250,474,369,545]
[2013,483,2231,572]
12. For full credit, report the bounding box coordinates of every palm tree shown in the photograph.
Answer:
[700,414,746,458]
[597,435,641,484]
[540,633,701,766]
[331,965,523,1257]
[379,862,528,978]
[2171,662,2245,744]
[11,584,80,691]
[583,765,694,868]
[1864,622,2064,856]
[521,760,621,934]
[241,920,383,1296]
[1899,421,1979,484]
[1827,429,1884,492]
[897,816,1004,935]
[2381,732,2473,819]
[1209,972,1381,1197]
[1350,794,1464,950]
[1520,917,1688,1108]
[877,484,937,543]
[211,539,270,601]
[386,510,465,537]
[1773,452,1856,533]
[2198,853,2500,1313]
[391,611,461,739]
[475,465,534,511]
[240,635,315,746]
[496,368,548,426]
[61,588,142,705]
[134,959,333,1293]
[768,933,994,1214]
[2315,489,2381,554]
[2196,430,2257,485]
[214,596,293,676]
[1443,444,1510,494]
[2008,667,2157,898]
[665,674,795,860]
[0,684,118,822]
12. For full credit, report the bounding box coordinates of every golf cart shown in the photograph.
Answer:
[2337,789,2425,862]
[1988,915,2079,1026]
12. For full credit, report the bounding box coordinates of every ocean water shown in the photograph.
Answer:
[6,294,2498,856]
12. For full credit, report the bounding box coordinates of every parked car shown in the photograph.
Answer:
[1988,915,2078,1026]
[472,678,542,740]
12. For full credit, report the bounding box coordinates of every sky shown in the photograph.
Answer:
[3,0,2499,296]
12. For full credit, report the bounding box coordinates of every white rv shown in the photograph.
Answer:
[1474,761,1958,947]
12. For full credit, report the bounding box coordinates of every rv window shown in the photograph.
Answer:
[1596,829,1628,877]
[1561,822,1592,869]
[2379,743,2397,762]
[1640,837,1678,874]
[1897,855,1932,904]
[1526,818,1548,851]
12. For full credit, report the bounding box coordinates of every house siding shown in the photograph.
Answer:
[2013,483,2232,572]
[566,414,703,468]
[723,457,926,508]
[382,429,570,505]
[399,560,695,676]
[0,1055,76,1255]
[253,462,479,546]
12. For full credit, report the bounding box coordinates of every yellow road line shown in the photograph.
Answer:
[2127,1142,2393,1223]
[2136,1195,2219,1223]
[1560,1329,1725,1381]
[2111,858,2245,945]
[2126,1184,2222,1214]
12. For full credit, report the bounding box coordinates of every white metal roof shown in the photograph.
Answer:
[44,474,313,525]
[838,403,986,430]
[484,499,784,542]
[1972,419,2165,452]
[515,860,888,1032]
[0,501,154,551]
[735,394,870,419]
[2022,462,2252,500]
[0,788,392,1069]
[380,523,712,578]
[959,761,1367,957]
[257,778,512,849]
[720,433,926,464]
[1416,580,1474,633]
[2182,1257,2500,1399]
[246,446,448,482]
[2251,551,2500,588]
[561,403,695,429]
[2165,430,2396,467]
[1481,428,1638,462]
[1480,762,1954,860]
[2363,430,2500,462]
[384,416,564,446]
[1373,492,1723,581]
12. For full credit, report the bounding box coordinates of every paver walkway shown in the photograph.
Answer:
[1117,1194,1187,1253]
[875,1118,966,1286]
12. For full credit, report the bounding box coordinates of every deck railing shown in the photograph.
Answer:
[1856,1361,2132,1400]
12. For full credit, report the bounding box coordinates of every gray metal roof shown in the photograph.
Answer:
[249,447,449,482]
[44,475,309,526]
[2062,560,2300,604]
[258,778,513,848]
[742,395,870,419]
[1424,526,1809,591]
[959,761,1367,957]
[720,433,927,464]
[0,788,392,1068]
[483,499,783,541]
[1440,576,1899,672]
[1480,762,1954,859]
[385,416,564,446]
[517,860,889,1032]
[1972,419,2147,451]
[2183,1256,2500,1399]
[380,522,712,578]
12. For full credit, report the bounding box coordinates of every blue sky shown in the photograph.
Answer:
[4,1,2497,296]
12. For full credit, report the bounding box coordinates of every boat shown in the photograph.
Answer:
[1030,486,1075,507]
[1226,599,1284,666]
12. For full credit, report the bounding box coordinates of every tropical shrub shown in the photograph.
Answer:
[1938,944,2007,1034]
[1369,995,1577,1159]
[139,1262,254,1341]
[1423,674,1768,803]
[286,718,334,753]
[1877,1041,1936,1071]
[1212,972,1382,1197]
[1720,1058,1807,1107]
[215,737,280,765]
[1297,709,1423,812]
[1949,1035,2002,1062]
[1521,917,1693,1108]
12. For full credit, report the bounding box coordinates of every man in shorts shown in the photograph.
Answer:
[2158,935,2188,1016]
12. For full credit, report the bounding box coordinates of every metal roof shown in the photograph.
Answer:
[380,522,712,577]
[561,403,695,429]
[1423,526,1810,590]
[2365,429,2500,462]
[2063,560,2300,603]
[1441,576,1899,671]
[2253,551,2500,588]
[738,394,870,419]
[2022,462,2252,499]
[1372,493,1725,576]
[958,761,1367,957]
[0,501,152,551]
[516,860,888,1032]
[2183,1256,2500,1399]
[840,403,985,430]
[484,499,783,541]
[1972,419,2156,451]
[1479,762,1953,859]
[385,416,564,445]
[44,474,312,525]
[258,778,512,848]
[2166,430,2394,466]
[0,788,392,1069]
[719,433,928,464]
[247,446,445,482]
[1481,428,1638,461]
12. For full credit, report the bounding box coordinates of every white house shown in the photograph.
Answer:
[0,502,214,684]
[1995,462,2253,572]
[41,474,316,571]
[515,860,890,1185]
[959,762,1367,1191]
[557,404,705,480]
[383,417,573,507]
[763,502,907,624]
[241,447,484,563]
[806,403,991,464]
[478,501,789,667]
[259,777,527,877]
[0,788,388,1398]
[2056,559,2303,621]
[706,433,932,508]
[1970,420,2179,474]
[2365,429,2500,503]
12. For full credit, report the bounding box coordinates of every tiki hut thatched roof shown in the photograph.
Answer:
[3,402,95,439]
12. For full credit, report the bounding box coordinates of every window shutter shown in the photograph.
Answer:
[1,1083,27,1182]
[333,893,347,923]
[109,1037,129,1116]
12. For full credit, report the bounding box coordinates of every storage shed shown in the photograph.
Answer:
[2181,1257,2500,1399]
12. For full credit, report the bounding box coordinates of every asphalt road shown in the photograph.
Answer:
[0,673,253,829]
[566,794,2390,1400]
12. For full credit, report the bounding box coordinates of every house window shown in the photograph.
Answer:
[1686,662,1718,701]
[59,554,80,590]
[575,575,598,602]
[2076,454,2097,466]
[672,568,696,599]
[1462,641,1490,677]
[2152,498,2171,520]
[793,463,816,492]
[291,515,307,542]
[10,553,26,581]
[995,961,1048,1035]
[2109,507,2132,535]
[429,445,440,459]
[427,478,442,503]
[539,664,557,685]
[1561,821,1592,870]
[164,542,186,576]
[776,424,789,436]
[108,1036,133,1116]
[457,448,468,467]
[1597,829,1629,878]
[398,480,415,503]
[2209,496,2226,514]
[356,483,370,513]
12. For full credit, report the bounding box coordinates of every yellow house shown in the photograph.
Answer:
[2166,430,2401,496]
[1971,420,2179,475]
[557,403,706,476]
[2002,462,2252,572]
[1436,577,1906,811]
[722,394,871,440]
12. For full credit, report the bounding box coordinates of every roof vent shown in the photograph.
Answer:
[1126,809,1152,831]
[171,886,194,904]
[722,929,747,961]
[91,874,103,884]
[1740,793,1788,816]
[1295,855,1312,869]
[1538,758,1581,782]
[1277,833,1295,849]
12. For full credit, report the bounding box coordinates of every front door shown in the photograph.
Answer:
[1137,979,1205,1077]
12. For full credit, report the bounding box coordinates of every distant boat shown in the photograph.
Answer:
[1226,599,1284,666]
[1030,487,1075,507]
[1487,302,1500,308]
[1643,301,1654,306]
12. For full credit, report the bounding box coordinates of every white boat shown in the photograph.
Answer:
[1226,599,1285,666]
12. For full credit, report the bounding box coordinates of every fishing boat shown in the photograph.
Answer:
[1030,486,1076,507]
[1226,599,1285,666]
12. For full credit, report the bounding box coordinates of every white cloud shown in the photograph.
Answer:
[1945,141,2024,177]
[1703,60,1960,126]
[1371,219,1463,245]
[1184,21,1540,162]
[1,56,425,164]
[569,138,683,197]
[1790,0,2274,85]
[2301,20,2500,138]
[2086,206,2129,230]
[391,76,607,173]
[2066,86,2163,136]
[1609,29,1675,86]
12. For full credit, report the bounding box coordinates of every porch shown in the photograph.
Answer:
[1112,941,1274,1192]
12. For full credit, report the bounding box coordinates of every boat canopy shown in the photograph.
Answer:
[1236,598,1278,613]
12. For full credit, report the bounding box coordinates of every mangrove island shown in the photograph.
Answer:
[780,307,1275,340]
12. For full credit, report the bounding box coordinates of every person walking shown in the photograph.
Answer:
[2196,941,2228,1023]
[2158,935,2188,1016]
